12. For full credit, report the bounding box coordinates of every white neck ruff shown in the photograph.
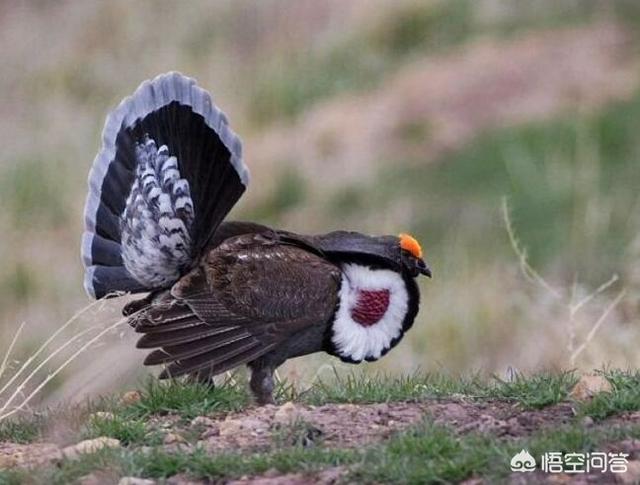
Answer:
[331,263,409,362]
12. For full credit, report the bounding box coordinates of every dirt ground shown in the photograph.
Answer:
[181,398,578,453]
[2,398,639,484]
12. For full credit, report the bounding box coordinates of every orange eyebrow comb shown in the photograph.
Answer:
[399,233,423,259]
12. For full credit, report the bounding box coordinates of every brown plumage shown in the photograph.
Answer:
[127,229,341,403]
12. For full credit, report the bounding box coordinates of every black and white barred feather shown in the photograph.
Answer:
[82,72,249,299]
[121,136,195,287]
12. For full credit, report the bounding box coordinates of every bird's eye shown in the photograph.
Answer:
[398,233,423,259]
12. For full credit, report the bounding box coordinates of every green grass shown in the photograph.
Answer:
[116,377,250,419]
[0,445,358,485]
[84,414,149,446]
[128,445,356,480]
[352,420,508,484]
[488,371,578,409]
[0,413,47,444]
[79,377,250,446]
[298,370,578,409]
[354,418,640,483]
[578,369,640,420]
[300,371,484,405]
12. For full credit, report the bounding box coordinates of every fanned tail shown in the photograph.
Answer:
[82,72,249,298]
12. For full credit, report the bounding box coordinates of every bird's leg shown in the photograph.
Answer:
[249,364,275,405]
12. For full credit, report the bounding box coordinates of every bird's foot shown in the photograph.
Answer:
[250,365,275,406]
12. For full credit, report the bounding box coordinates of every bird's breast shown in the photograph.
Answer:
[350,289,390,326]
[330,263,410,362]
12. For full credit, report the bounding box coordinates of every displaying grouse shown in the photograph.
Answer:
[81,72,431,404]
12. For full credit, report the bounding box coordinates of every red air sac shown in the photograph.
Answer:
[351,289,390,327]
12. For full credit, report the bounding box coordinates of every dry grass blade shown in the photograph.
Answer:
[0,325,98,415]
[0,299,105,398]
[570,289,627,365]
[502,196,626,368]
[501,197,563,299]
[0,321,25,383]
[570,274,619,316]
[0,316,128,422]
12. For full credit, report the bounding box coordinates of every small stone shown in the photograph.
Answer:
[0,454,17,468]
[121,390,142,405]
[219,418,243,437]
[274,401,306,424]
[218,416,269,437]
[90,411,115,421]
[164,442,193,455]
[63,437,121,460]
[78,473,105,485]
[262,468,280,478]
[569,374,613,400]
[166,474,205,485]
[118,477,156,485]
[201,427,220,439]
[581,416,594,427]
[163,432,187,445]
[190,416,215,427]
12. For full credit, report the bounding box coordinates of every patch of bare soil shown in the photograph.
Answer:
[226,466,345,485]
[183,398,578,454]
[428,400,576,437]
[184,401,429,453]
[0,441,62,469]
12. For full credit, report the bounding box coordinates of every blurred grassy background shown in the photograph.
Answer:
[1,0,640,403]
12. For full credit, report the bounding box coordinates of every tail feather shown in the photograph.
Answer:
[82,72,249,299]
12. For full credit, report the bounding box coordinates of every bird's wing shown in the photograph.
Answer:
[131,233,341,378]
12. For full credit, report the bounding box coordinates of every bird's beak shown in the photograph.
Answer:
[417,259,432,278]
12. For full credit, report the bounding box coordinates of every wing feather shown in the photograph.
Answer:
[130,234,340,379]
[144,328,254,365]
[136,324,243,349]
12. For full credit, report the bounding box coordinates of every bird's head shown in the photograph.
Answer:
[302,230,432,364]
[398,233,432,278]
